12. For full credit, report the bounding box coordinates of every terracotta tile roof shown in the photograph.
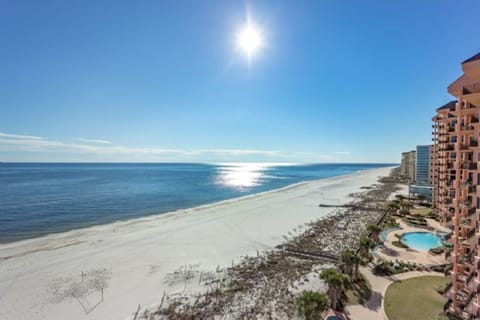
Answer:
[462,52,480,64]
[436,100,457,112]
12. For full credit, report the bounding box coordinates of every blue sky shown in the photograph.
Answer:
[1,0,479,163]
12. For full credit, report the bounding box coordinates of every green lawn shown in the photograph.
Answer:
[384,276,447,320]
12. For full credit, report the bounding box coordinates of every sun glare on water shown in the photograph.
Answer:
[216,163,270,190]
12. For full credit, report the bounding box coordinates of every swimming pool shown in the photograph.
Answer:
[401,232,443,251]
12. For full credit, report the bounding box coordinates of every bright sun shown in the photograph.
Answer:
[236,23,263,59]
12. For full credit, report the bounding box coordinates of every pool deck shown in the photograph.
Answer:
[374,219,449,266]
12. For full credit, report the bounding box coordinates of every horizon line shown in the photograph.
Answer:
[0,160,400,165]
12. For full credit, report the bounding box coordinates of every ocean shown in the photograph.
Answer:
[0,162,394,243]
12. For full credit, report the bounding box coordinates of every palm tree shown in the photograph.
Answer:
[340,249,355,278]
[367,224,382,243]
[359,235,375,261]
[351,252,362,280]
[387,201,399,214]
[341,249,362,280]
[320,268,349,310]
[296,291,329,320]
[402,201,413,210]
[416,194,426,204]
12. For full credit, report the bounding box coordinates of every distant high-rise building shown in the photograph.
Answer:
[400,150,416,182]
[400,152,408,177]
[415,145,431,185]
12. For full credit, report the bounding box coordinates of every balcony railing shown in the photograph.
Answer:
[461,162,478,170]
[461,125,475,131]
[465,293,479,317]
[460,218,473,228]
[468,207,476,217]
[468,185,477,194]
[463,82,480,95]
[461,180,474,188]
[467,228,476,240]
[464,293,475,314]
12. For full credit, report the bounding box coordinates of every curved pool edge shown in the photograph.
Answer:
[400,231,443,251]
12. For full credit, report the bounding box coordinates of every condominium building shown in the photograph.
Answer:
[400,150,416,182]
[400,152,408,176]
[416,145,432,185]
[431,101,457,225]
[431,53,480,319]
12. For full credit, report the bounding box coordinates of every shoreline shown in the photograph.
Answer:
[149,168,402,319]
[0,166,396,250]
[0,166,396,320]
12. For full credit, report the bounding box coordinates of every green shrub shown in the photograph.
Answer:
[373,262,394,276]
[435,283,448,294]
[429,246,446,255]
[296,291,329,320]
[392,241,409,249]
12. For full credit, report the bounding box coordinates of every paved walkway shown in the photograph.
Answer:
[345,266,444,320]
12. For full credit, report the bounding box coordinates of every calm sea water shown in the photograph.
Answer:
[0,162,393,243]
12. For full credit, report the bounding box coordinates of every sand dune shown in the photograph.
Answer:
[0,166,393,320]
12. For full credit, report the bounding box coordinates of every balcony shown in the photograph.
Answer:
[461,162,478,170]
[465,294,480,318]
[467,207,476,217]
[460,217,473,228]
[464,293,476,315]
[466,228,476,240]
[461,181,474,188]
[461,124,476,132]
[468,185,477,194]
[441,198,453,205]
[463,83,480,105]
[466,272,475,290]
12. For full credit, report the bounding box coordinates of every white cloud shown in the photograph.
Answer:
[334,151,351,155]
[0,132,44,140]
[0,131,348,163]
[76,138,112,144]
[0,132,285,159]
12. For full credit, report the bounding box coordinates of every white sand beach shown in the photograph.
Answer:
[0,166,394,320]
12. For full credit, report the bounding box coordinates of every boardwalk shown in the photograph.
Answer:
[279,245,340,263]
